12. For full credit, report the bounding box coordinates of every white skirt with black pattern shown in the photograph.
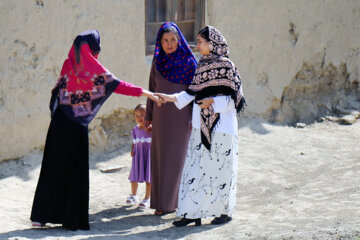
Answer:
[177,128,238,219]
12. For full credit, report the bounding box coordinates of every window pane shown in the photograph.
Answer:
[158,0,167,22]
[146,23,163,46]
[175,0,185,21]
[146,0,156,22]
[177,22,195,42]
[185,0,195,20]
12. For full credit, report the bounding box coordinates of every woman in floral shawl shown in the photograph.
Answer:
[157,26,245,226]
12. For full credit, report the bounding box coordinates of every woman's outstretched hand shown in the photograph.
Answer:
[154,93,177,103]
[142,89,162,106]
[197,98,214,109]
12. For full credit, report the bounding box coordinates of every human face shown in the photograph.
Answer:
[197,34,210,55]
[134,110,146,128]
[161,32,178,55]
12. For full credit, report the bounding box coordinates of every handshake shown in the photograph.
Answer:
[142,90,177,107]
[143,90,214,109]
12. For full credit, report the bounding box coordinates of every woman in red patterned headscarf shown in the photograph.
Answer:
[30,30,159,231]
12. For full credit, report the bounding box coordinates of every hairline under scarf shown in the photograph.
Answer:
[74,30,101,64]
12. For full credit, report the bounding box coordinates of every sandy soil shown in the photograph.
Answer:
[0,118,359,240]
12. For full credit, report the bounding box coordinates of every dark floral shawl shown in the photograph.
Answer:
[186,26,245,150]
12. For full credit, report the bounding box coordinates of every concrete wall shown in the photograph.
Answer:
[0,0,149,161]
[207,0,360,123]
[1,0,359,161]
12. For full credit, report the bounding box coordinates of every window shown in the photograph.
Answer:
[145,0,205,55]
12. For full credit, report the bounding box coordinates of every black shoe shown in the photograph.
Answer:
[211,214,232,224]
[173,218,201,227]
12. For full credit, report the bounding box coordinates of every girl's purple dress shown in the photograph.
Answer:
[129,125,152,183]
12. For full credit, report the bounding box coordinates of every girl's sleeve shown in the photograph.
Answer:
[113,79,143,97]
[145,61,156,121]
[212,96,235,113]
[174,91,194,110]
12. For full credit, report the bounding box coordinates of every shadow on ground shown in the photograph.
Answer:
[0,205,220,240]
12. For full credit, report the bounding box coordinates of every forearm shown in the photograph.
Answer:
[173,91,194,110]
[114,80,143,96]
[166,94,178,102]
[141,89,154,98]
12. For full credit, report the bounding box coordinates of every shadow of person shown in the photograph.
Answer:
[81,217,223,240]
[0,205,224,240]
[0,207,156,239]
[88,205,224,238]
[90,205,139,220]
[88,206,173,232]
[0,226,78,240]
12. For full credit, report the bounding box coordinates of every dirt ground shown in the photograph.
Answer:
[0,118,359,240]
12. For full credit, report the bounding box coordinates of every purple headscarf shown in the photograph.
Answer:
[154,22,197,84]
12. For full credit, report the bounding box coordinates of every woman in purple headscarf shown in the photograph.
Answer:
[145,22,197,215]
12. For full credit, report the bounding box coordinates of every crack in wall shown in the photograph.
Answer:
[268,57,360,125]
[289,22,298,47]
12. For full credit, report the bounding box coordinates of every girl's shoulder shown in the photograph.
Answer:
[132,125,141,135]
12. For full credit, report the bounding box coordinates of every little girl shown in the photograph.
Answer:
[126,103,151,208]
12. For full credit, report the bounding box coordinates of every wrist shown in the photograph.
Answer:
[142,89,151,97]
[171,94,178,102]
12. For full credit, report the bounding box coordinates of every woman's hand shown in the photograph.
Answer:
[155,93,177,103]
[145,120,152,132]
[142,89,162,106]
[197,98,214,109]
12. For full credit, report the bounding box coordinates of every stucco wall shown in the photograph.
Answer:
[0,0,149,161]
[207,0,360,123]
[1,0,359,161]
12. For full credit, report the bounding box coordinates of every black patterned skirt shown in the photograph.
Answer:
[30,108,90,230]
[177,128,238,219]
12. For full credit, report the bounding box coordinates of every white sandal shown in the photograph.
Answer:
[139,198,150,209]
[125,194,139,206]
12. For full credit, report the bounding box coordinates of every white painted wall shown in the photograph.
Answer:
[1,0,359,161]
